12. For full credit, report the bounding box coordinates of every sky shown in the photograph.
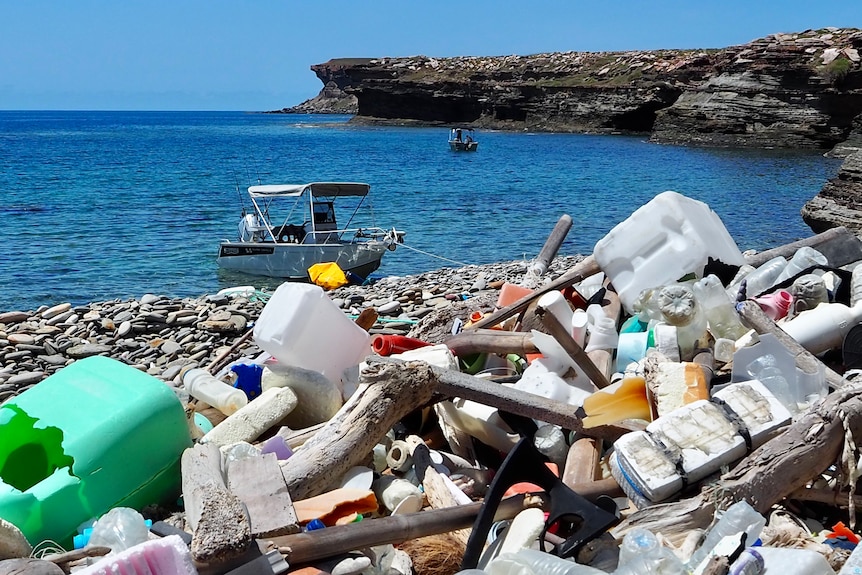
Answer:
[1,1,860,111]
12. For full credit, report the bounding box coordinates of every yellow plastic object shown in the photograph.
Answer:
[0,356,192,547]
[581,376,651,428]
[308,262,349,290]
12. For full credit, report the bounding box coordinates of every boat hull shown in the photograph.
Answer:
[217,241,387,280]
[449,141,478,152]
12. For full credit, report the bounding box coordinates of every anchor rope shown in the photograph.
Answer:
[397,241,472,268]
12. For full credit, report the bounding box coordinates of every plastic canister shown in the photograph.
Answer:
[253,283,371,390]
[593,191,745,314]
[182,368,248,415]
[0,356,192,548]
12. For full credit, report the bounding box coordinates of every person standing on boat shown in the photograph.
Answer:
[455,128,462,142]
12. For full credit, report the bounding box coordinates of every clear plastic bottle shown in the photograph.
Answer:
[745,354,796,412]
[774,246,828,285]
[657,284,707,361]
[686,501,766,570]
[615,528,687,574]
[182,368,248,415]
[487,548,605,575]
[731,256,788,299]
[693,274,749,340]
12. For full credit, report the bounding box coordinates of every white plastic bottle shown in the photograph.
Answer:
[686,500,766,570]
[487,548,605,575]
[182,368,248,415]
[693,274,749,340]
[781,301,862,355]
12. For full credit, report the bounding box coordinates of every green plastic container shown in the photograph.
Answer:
[0,356,192,547]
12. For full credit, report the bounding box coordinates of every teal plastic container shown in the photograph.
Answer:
[0,356,192,547]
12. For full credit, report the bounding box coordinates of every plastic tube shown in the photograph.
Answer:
[371,334,431,356]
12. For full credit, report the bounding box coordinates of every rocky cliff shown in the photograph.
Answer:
[285,28,862,234]
[288,28,862,151]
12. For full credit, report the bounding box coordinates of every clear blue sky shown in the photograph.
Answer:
[2,1,859,111]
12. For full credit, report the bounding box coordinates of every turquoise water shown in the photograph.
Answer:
[0,110,844,312]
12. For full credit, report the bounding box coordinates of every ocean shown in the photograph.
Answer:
[0,110,844,313]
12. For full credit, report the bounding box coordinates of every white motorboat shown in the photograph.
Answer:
[448,127,478,151]
[217,182,404,280]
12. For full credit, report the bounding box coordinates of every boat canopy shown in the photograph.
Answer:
[247,182,371,199]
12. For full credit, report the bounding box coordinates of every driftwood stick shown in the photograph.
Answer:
[426,362,629,442]
[527,214,573,278]
[469,255,600,330]
[743,226,861,268]
[279,360,439,500]
[206,328,255,375]
[612,385,862,546]
[445,329,539,357]
[268,493,545,565]
[736,300,845,389]
[538,307,611,389]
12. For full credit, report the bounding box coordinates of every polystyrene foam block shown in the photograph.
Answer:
[611,380,791,504]
[712,378,792,445]
[594,191,745,314]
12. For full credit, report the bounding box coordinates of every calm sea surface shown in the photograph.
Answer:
[0,110,844,312]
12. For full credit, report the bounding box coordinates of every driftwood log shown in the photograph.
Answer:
[279,360,439,500]
[612,384,862,546]
[280,358,630,500]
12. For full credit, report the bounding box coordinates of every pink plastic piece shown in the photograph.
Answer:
[754,290,793,320]
[76,534,197,575]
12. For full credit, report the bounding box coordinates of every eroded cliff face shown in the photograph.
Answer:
[290,28,862,151]
[651,30,862,149]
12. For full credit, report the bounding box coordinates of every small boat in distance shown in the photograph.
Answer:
[217,182,404,280]
[449,127,478,152]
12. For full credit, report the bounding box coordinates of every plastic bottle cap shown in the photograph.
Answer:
[305,518,326,531]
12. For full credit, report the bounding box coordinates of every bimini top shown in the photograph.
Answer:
[247,182,371,198]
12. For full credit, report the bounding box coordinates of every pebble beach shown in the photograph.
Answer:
[0,256,585,402]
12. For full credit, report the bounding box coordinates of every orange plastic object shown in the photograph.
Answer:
[581,376,651,428]
[503,463,559,497]
[827,521,860,544]
[371,334,431,356]
[497,282,535,308]
[294,488,379,526]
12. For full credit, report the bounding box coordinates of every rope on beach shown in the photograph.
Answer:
[398,242,472,268]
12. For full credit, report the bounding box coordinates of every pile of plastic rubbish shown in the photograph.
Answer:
[5,191,862,575]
